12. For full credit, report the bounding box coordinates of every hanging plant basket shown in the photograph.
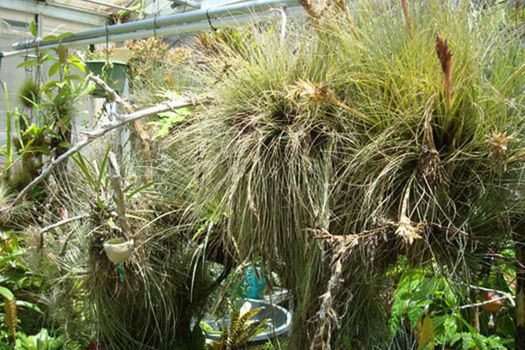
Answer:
[103,238,134,264]
[85,60,128,98]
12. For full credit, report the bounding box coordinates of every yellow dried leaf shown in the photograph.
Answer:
[416,315,435,350]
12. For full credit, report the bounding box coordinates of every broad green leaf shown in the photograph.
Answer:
[417,315,435,350]
[69,60,86,73]
[58,141,71,149]
[42,54,56,62]
[48,61,61,77]
[41,80,58,91]
[66,74,84,81]
[16,300,43,314]
[461,332,474,350]
[152,112,186,139]
[0,286,14,300]
[17,60,40,68]
[57,31,73,40]
[0,251,24,266]
[42,34,58,41]
[29,21,38,37]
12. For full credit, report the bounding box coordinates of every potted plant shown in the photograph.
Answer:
[84,47,131,97]
[103,238,134,264]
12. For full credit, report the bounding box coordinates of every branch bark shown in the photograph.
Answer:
[88,75,134,114]
[88,75,152,177]
[108,151,132,238]
[2,97,207,210]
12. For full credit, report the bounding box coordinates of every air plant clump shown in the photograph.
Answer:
[167,0,525,348]
[18,78,39,109]
[29,153,215,350]
[487,131,514,170]
[125,37,197,105]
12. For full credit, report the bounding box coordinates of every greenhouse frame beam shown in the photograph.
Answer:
[11,0,298,51]
[2,6,301,58]
[82,0,135,11]
[0,0,108,27]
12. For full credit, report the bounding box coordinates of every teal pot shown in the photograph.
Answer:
[85,60,128,98]
[238,265,268,299]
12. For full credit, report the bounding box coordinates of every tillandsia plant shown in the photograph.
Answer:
[29,149,218,350]
[166,0,525,348]
[125,37,196,106]
[6,26,91,200]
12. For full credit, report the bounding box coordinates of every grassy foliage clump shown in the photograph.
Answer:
[168,1,525,348]
[29,152,214,350]
[126,37,199,106]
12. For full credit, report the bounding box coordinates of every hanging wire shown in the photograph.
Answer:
[104,23,113,108]
[32,15,42,123]
[206,8,218,32]
[153,16,158,37]
[105,23,110,66]
[23,20,34,76]
[33,15,43,87]
[153,0,160,37]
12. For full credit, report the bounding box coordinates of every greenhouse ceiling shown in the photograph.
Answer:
[0,0,256,27]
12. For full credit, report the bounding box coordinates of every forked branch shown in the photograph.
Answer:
[3,97,208,210]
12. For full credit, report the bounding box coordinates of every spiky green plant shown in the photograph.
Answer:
[18,79,39,109]
[31,151,216,350]
[211,304,268,350]
[167,1,525,348]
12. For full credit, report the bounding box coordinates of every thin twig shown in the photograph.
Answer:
[38,213,91,235]
[455,295,512,310]
[462,283,516,307]
[38,213,91,259]
[2,97,208,210]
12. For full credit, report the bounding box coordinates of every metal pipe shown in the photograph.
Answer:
[82,0,134,11]
[12,0,298,51]
[2,6,303,58]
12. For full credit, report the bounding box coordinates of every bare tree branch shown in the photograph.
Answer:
[88,75,134,113]
[2,96,207,210]
[108,151,132,238]
[38,213,91,235]
[88,75,152,176]
[455,295,513,310]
